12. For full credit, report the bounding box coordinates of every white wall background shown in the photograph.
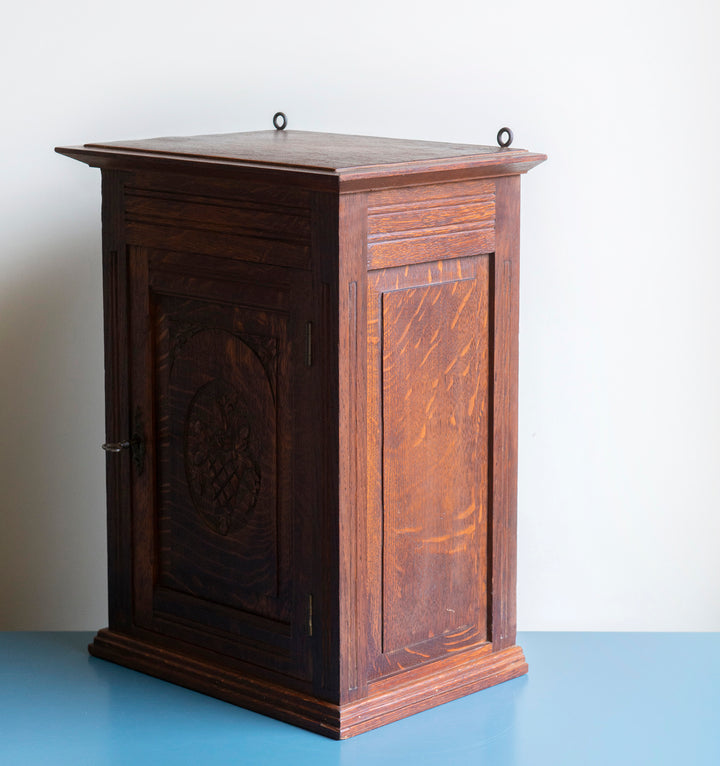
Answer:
[2,0,719,631]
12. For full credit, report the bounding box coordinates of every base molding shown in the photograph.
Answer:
[89,629,527,739]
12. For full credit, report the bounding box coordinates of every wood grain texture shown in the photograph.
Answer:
[56,131,547,192]
[86,130,539,172]
[366,255,491,678]
[339,643,526,738]
[100,170,133,633]
[305,191,342,702]
[367,180,495,269]
[123,174,311,268]
[125,239,316,679]
[381,276,489,652]
[490,175,521,650]
[154,293,284,615]
[89,628,527,739]
[127,244,154,629]
[337,192,370,703]
[58,128,545,738]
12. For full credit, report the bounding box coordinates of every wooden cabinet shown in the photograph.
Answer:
[56,128,545,738]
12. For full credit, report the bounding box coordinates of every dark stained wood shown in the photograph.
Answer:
[308,190,341,701]
[89,628,527,739]
[57,128,545,737]
[127,245,154,629]
[56,131,547,192]
[337,191,369,704]
[123,173,312,268]
[155,296,284,612]
[101,170,133,633]
[127,241,316,680]
[87,130,539,172]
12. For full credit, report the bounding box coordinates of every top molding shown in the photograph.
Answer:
[56,130,546,192]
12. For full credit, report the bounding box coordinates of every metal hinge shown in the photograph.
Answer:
[305,322,313,367]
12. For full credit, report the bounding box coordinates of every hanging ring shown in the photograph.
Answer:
[497,127,514,148]
[273,112,288,130]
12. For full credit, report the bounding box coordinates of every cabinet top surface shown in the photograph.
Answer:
[56,130,546,189]
[84,130,524,169]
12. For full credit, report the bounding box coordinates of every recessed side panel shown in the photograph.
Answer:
[367,255,491,678]
[381,277,488,652]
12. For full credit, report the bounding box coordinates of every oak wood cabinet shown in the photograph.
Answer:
[56,127,545,738]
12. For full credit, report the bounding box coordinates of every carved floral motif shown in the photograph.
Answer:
[185,378,261,535]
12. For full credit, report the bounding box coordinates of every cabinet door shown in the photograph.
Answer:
[127,246,317,682]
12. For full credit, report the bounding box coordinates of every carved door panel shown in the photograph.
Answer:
[366,254,492,679]
[128,246,316,681]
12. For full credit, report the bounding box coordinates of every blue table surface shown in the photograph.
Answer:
[1,632,718,765]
